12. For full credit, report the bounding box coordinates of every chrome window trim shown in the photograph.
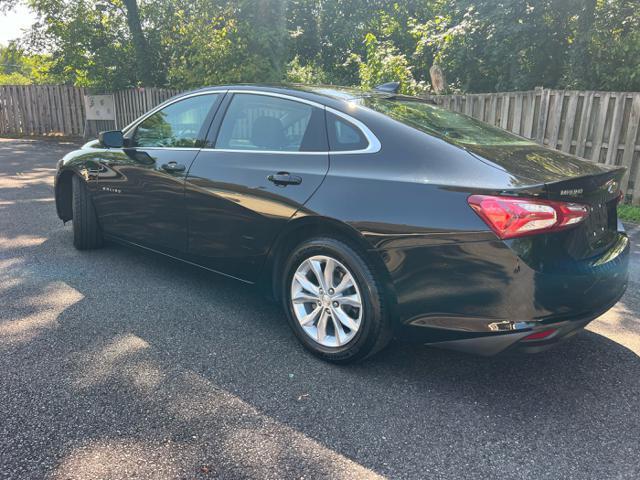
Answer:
[211,90,381,155]
[325,106,381,155]
[122,88,382,155]
[132,147,202,151]
[200,148,328,155]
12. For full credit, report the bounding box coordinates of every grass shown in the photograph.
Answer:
[619,204,640,224]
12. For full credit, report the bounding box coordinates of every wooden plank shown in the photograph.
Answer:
[605,92,626,165]
[619,93,640,196]
[7,85,19,133]
[464,95,473,116]
[76,87,85,138]
[560,91,579,153]
[478,95,486,122]
[16,86,29,134]
[66,86,77,135]
[523,91,536,138]
[590,92,611,162]
[0,87,6,134]
[30,86,40,135]
[19,85,29,135]
[23,85,35,135]
[575,91,595,158]
[536,88,550,144]
[50,85,61,134]
[70,85,82,136]
[512,93,523,135]
[548,91,565,149]
[41,85,51,134]
[489,94,498,126]
[60,85,72,136]
[500,95,510,130]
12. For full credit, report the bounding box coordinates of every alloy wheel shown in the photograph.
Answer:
[290,255,363,347]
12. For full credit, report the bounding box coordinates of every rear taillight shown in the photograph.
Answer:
[467,195,589,239]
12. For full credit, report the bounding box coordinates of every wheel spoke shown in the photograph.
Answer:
[331,316,344,346]
[336,294,361,308]
[333,274,354,294]
[332,306,359,332]
[294,271,319,296]
[323,258,336,290]
[317,311,329,343]
[299,306,321,326]
[309,260,326,290]
[292,292,319,304]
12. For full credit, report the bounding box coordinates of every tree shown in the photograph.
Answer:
[122,0,155,86]
[0,0,638,92]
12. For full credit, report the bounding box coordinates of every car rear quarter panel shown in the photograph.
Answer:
[304,107,629,337]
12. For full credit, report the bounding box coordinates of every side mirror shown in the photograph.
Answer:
[98,130,124,148]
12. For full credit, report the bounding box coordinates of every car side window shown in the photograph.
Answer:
[327,112,369,151]
[133,94,218,148]
[215,93,326,152]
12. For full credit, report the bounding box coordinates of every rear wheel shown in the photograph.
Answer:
[283,237,391,363]
[72,175,103,250]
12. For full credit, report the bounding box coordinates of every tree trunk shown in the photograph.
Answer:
[122,0,155,86]
[571,0,596,88]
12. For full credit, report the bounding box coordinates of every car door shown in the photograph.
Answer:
[185,91,329,281]
[93,92,223,254]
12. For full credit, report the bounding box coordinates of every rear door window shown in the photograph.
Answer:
[215,93,327,152]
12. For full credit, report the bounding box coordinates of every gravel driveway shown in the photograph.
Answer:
[1,138,639,480]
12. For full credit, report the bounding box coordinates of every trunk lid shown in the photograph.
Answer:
[543,167,623,259]
[465,144,624,259]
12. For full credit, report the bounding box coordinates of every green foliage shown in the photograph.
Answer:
[0,42,58,85]
[0,0,638,93]
[0,71,31,84]
[618,205,640,224]
[285,56,327,84]
[352,33,426,95]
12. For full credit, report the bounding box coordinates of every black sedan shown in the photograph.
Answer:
[54,84,630,362]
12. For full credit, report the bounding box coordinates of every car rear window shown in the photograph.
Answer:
[362,97,535,146]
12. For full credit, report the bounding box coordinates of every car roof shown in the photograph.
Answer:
[180,83,415,109]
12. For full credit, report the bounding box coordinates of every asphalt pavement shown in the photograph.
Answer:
[1,138,639,480]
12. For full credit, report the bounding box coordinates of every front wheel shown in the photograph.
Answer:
[283,238,391,363]
[71,175,103,250]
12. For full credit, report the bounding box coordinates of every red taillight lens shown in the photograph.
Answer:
[467,195,589,239]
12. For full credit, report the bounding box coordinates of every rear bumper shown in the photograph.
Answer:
[422,295,622,356]
[384,229,630,355]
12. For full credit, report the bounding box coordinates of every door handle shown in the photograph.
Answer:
[161,162,186,173]
[267,172,302,186]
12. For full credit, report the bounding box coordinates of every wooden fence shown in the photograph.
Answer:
[0,85,181,138]
[425,88,640,204]
[1,85,639,203]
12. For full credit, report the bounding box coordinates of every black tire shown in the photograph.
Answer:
[282,237,392,363]
[71,174,103,250]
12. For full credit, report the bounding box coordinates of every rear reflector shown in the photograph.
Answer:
[467,195,589,239]
[522,328,557,341]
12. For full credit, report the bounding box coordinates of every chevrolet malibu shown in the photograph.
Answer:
[54,84,630,363]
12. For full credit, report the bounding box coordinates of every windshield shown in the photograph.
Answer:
[361,97,535,146]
